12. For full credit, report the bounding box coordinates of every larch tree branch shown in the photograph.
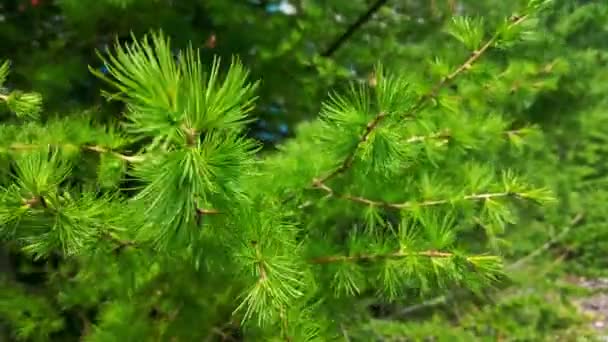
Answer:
[308,249,454,264]
[311,13,531,192]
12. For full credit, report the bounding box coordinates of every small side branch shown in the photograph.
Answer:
[313,177,517,210]
[318,112,388,184]
[251,240,268,281]
[83,145,145,162]
[104,233,138,254]
[2,142,144,163]
[309,249,453,264]
[321,0,390,57]
[393,213,585,318]
[507,212,585,270]
[405,130,451,144]
[417,14,529,113]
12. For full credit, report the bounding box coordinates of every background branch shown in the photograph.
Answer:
[321,0,390,57]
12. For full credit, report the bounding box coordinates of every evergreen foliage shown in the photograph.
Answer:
[0,1,562,340]
[2,0,608,340]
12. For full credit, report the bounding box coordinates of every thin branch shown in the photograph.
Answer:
[309,249,453,264]
[104,232,138,254]
[83,145,145,163]
[1,142,144,163]
[405,130,451,144]
[0,93,7,101]
[405,127,525,145]
[308,125,529,209]
[316,128,449,187]
[507,212,585,270]
[341,324,351,342]
[280,127,447,205]
[393,213,585,317]
[396,15,529,122]
[280,307,292,342]
[317,112,388,184]
[321,0,390,57]
[313,177,518,210]
[251,241,268,281]
[396,294,451,317]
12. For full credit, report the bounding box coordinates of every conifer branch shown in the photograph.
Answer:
[1,142,144,163]
[252,241,268,281]
[313,182,520,210]
[312,13,531,189]
[318,112,388,184]
[313,128,449,189]
[415,14,529,112]
[309,249,453,264]
[280,307,292,342]
[313,122,536,209]
[394,213,585,318]
[282,128,453,205]
[405,128,528,144]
